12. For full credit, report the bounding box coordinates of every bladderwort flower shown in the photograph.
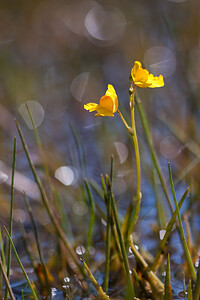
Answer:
[84,84,118,117]
[131,61,164,88]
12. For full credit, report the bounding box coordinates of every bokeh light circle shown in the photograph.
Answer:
[143,46,176,78]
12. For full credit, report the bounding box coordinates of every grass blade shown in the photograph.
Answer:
[80,259,109,299]
[15,120,84,277]
[151,187,189,271]
[5,137,16,300]
[4,226,38,300]
[194,257,200,300]
[129,238,164,294]
[24,194,51,295]
[168,163,196,280]
[164,254,172,300]
[84,179,95,261]
[106,174,135,299]
[0,257,15,300]
[188,279,193,300]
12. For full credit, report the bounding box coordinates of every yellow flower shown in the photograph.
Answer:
[131,61,164,88]
[84,84,118,117]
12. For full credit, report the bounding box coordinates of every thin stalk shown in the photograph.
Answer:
[84,180,95,262]
[24,194,51,295]
[151,188,189,271]
[15,120,84,277]
[103,175,111,293]
[135,95,173,213]
[188,279,193,300]
[80,259,109,300]
[103,157,114,292]
[4,227,38,300]
[0,229,6,270]
[164,254,172,300]
[168,163,196,280]
[5,137,16,300]
[107,176,135,299]
[129,238,164,293]
[117,84,141,232]
[194,257,200,300]
[128,84,141,230]
[0,257,15,300]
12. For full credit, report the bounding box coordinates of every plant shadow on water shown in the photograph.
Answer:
[0,0,200,299]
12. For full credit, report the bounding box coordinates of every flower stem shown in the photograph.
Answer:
[117,84,141,233]
[128,83,141,232]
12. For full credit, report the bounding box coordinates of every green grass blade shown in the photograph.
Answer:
[183,272,187,300]
[135,95,173,213]
[129,238,164,293]
[0,257,15,300]
[151,187,189,271]
[80,259,109,299]
[0,229,6,271]
[84,179,95,261]
[164,254,172,300]
[168,163,196,280]
[15,120,84,277]
[70,123,86,177]
[5,137,16,300]
[4,226,38,300]
[106,175,135,299]
[24,194,51,295]
[103,182,111,293]
[188,279,193,300]
[194,257,200,300]
[103,158,113,293]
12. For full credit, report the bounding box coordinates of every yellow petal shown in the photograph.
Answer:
[84,103,98,112]
[135,68,149,83]
[148,74,164,88]
[99,95,114,113]
[131,61,142,80]
[106,84,118,112]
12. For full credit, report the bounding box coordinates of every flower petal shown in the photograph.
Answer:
[148,74,164,88]
[135,68,149,83]
[84,102,98,112]
[105,84,118,112]
[99,95,114,112]
[131,61,142,81]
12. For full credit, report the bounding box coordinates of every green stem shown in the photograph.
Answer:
[5,137,16,300]
[117,84,141,233]
[4,227,38,300]
[107,176,135,299]
[129,84,141,230]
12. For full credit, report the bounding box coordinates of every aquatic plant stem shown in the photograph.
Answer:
[129,83,141,229]
[0,257,15,300]
[117,84,141,232]
[15,120,84,277]
[106,175,135,299]
[5,137,16,300]
[4,227,38,300]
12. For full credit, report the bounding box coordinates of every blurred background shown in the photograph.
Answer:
[0,0,200,297]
